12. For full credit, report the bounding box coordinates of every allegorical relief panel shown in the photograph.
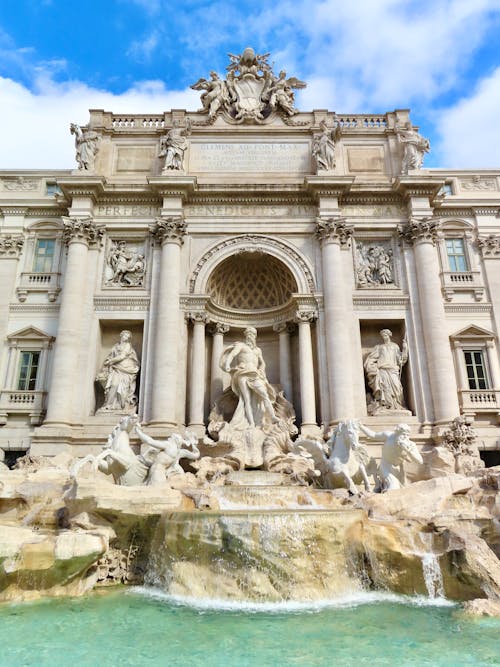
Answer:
[354,241,395,288]
[104,239,147,288]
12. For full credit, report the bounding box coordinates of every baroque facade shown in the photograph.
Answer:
[0,48,499,460]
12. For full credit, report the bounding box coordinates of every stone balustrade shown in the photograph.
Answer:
[16,272,61,302]
[459,389,500,417]
[0,390,46,425]
[440,270,484,302]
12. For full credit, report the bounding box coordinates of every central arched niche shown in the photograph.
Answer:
[206,251,297,310]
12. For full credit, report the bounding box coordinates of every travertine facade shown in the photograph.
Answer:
[0,49,499,459]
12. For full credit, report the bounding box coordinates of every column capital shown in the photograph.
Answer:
[273,322,288,333]
[151,216,187,246]
[294,310,317,324]
[209,321,230,335]
[477,234,500,257]
[186,311,209,324]
[62,216,103,247]
[0,234,24,257]
[399,217,440,246]
[315,217,353,247]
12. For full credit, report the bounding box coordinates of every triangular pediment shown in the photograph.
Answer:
[7,326,54,342]
[450,325,495,340]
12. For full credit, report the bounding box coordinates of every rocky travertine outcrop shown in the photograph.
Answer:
[0,465,498,610]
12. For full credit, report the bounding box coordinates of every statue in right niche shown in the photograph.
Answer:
[364,329,408,413]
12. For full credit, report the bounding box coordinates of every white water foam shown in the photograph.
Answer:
[130,586,455,613]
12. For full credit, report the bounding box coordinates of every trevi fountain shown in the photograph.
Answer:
[0,48,500,666]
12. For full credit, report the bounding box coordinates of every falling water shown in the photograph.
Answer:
[417,533,445,599]
[146,509,366,603]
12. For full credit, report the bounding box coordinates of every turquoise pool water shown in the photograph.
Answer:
[0,589,499,667]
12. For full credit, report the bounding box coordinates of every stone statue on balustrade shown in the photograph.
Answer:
[355,242,394,287]
[159,120,190,172]
[208,327,312,479]
[105,241,146,287]
[70,415,200,486]
[395,121,430,173]
[364,329,409,414]
[358,422,423,491]
[96,330,140,413]
[312,121,336,172]
[70,123,100,172]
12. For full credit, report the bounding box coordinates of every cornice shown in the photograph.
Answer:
[148,176,197,199]
[57,176,106,202]
[394,175,445,199]
[94,296,151,311]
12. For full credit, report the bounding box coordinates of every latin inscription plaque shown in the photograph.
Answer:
[189,142,311,173]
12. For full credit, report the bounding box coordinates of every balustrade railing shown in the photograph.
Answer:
[112,116,165,130]
[16,272,61,302]
[0,390,46,425]
[459,389,500,411]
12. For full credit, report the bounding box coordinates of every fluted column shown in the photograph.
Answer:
[45,218,103,425]
[295,311,317,430]
[150,217,186,426]
[188,312,208,432]
[210,322,229,406]
[273,322,293,402]
[486,340,500,389]
[0,235,24,372]
[316,218,355,420]
[401,218,460,422]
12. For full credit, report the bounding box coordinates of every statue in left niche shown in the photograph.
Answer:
[159,119,191,172]
[70,123,100,172]
[96,330,140,413]
[105,241,146,287]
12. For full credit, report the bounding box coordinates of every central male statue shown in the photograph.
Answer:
[220,327,279,429]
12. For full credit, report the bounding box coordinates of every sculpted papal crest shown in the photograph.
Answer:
[191,47,306,124]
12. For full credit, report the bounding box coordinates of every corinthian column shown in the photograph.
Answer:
[294,311,317,431]
[188,312,208,433]
[401,218,459,422]
[0,235,24,366]
[45,218,103,425]
[273,322,293,402]
[150,217,186,426]
[316,218,355,420]
[210,322,229,406]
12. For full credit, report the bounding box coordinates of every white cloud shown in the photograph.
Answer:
[435,67,500,168]
[127,30,161,62]
[0,75,199,169]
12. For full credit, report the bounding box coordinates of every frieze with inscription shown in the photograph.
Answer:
[96,205,160,218]
[184,204,316,217]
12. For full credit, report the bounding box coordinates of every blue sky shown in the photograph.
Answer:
[1,0,500,169]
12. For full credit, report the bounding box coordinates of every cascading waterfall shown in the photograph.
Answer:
[145,509,367,603]
[415,533,445,599]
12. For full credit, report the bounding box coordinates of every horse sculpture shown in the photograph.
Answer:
[292,419,373,494]
[70,416,201,486]
[70,414,149,486]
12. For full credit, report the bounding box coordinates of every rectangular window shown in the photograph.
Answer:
[32,239,55,273]
[17,351,40,391]
[446,238,467,272]
[464,350,489,390]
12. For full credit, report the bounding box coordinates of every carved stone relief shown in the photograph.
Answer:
[460,176,496,191]
[190,48,306,124]
[104,240,146,287]
[355,241,395,288]
[3,177,39,192]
